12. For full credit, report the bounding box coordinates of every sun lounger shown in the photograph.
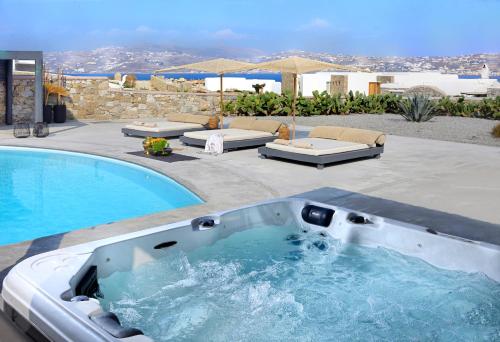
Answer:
[258,126,385,169]
[180,117,289,152]
[121,113,218,138]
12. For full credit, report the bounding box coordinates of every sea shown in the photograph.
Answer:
[66,73,499,82]
[66,72,282,81]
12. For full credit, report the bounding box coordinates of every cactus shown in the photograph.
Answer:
[398,95,436,122]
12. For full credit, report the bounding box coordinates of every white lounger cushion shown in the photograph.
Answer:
[125,122,203,133]
[265,138,370,156]
[184,128,273,141]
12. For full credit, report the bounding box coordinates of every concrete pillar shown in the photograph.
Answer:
[329,75,348,95]
[281,73,298,95]
[34,58,43,123]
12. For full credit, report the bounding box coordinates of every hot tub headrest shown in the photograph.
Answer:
[309,126,386,146]
[301,205,334,227]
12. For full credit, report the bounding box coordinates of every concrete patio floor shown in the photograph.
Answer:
[0,119,499,340]
[2,119,499,222]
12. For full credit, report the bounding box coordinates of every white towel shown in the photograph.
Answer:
[204,133,224,155]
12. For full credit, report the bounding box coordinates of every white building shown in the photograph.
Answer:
[205,77,281,94]
[205,71,499,98]
[300,71,499,97]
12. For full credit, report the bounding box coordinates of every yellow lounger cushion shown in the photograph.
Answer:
[229,117,256,130]
[265,138,370,156]
[309,126,385,146]
[167,113,211,125]
[250,120,283,134]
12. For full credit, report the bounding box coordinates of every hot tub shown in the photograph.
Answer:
[2,198,500,341]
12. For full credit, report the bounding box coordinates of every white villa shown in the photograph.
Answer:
[206,70,499,98]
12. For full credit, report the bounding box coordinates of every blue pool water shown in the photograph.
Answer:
[0,147,202,246]
[99,225,500,341]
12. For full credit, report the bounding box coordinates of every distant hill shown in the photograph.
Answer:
[43,46,499,75]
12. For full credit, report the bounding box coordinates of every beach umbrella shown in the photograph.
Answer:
[254,56,360,140]
[155,58,254,129]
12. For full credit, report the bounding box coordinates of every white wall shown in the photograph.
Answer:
[383,78,499,96]
[205,77,281,94]
[301,72,381,96]
[204,73,498,97]
[301,71,498,97]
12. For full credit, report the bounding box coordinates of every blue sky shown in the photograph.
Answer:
[0,0,499,56]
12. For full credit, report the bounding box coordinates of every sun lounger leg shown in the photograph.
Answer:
[259,154,267,159]
[317,164,324,170]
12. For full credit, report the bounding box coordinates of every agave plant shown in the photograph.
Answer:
[398,95,436,122]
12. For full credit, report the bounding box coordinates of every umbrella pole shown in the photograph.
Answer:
[220,73,224,129]
[292,74,297,141]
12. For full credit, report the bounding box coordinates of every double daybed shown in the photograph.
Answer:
[180,117,289,152]
[121,113,218,138]
[258,126,385,169]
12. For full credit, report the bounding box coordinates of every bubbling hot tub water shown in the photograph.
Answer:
[97,224,500,342]
[3,199,500,342]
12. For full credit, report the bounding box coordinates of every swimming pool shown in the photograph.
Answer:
[3,199,499,341]
[0,147,202,246]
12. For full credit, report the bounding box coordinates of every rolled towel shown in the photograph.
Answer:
[273,139,290,146]
[133,121,146,126]
[292,142,313,149]
[143,122,158,128]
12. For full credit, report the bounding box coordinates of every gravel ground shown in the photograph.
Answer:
[253,114,500,147]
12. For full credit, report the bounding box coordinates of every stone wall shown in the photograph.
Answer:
[0,81,5,117]
[65,77,233,120]
[13,77,35,122]
[487,87,500,97]
[0,76,35,124]
[2,76,236,123]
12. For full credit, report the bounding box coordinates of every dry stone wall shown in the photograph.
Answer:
[2,76,234,123]
[64,77,233,120]
[0,81,5,117]
[0,77,35,123]
[13,78,35,122]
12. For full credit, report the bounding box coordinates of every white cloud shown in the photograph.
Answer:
[135,25,156,34]
[213,28,245,40]
[298,18,331,31]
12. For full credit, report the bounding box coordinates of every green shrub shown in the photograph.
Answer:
[492,123,500,138]
[436,96,500,118]
[398,95,436,122]
[225,92,499,119]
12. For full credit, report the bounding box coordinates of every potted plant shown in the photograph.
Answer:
[51,84,69,123]
[43,83,54,123]
[143,137,172,156]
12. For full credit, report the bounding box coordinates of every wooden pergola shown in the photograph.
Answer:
[0,51,43,125]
